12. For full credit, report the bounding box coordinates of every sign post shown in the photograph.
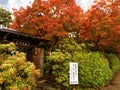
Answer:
[69,62,78,90]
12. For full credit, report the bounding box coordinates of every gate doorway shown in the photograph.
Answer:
[0,27,49,77]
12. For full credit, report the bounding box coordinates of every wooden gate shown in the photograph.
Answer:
[0,27,49,77]
[26,47,44,77]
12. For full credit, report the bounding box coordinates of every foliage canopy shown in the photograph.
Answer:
[11,0,83,41]
[80,0,120,52]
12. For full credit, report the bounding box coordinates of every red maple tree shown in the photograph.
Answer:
[80,0,120,52]
[11,0,83,41]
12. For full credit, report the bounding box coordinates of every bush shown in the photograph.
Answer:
[46,50,71,88]
[76,52,113,88]
[46,38,113,89]
[47,51,113,89]
[0,43,40,90]
[105,53,120,73]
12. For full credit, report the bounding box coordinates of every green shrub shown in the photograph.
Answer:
[76,52,113,88]
[46,38,113,89]
[0,43,40,90]
[105,53,120,73]
[47,51,113,89]
[46,51,71,88]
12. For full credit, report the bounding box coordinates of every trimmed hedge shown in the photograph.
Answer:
[76,52,113,88]
[46,51,113,89]
[45,38,113,89]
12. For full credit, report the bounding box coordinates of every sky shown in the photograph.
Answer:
[0,0,94,12]
[0,0,34,11]
[76,0,94,11]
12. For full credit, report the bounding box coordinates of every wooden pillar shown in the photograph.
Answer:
[26,47,44,77]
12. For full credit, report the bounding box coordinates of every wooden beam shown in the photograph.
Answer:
[26,47,44,77]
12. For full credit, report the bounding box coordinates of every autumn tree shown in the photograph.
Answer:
[11,0,83,45]
[80,0,120,52]
[0,7,12,27]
